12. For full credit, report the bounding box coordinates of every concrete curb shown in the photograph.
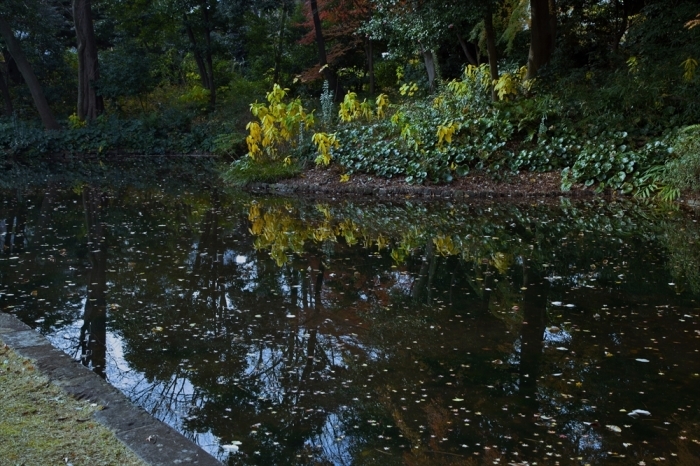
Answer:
[0,312,222,466]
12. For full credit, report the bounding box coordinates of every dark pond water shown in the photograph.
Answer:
[1,179,700,465]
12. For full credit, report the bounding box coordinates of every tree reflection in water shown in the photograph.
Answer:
[1,187,700,465]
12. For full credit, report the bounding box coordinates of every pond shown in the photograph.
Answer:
[1,175,700,465]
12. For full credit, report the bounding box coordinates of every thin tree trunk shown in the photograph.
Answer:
[73,0,104,121]
[273,6,288,85]
[456,32,478,66]
[201,3,215,108]
[526,0,555,80]
[484,12,499,101]
[184,19,209,89]
[309,0,339,98]
[0,16,60,130]
[366,37,375,94]
[0,64,12,117]
[421,48,436,91]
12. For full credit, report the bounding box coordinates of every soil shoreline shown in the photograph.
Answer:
[245,168,598,199]
[244,167,700,208]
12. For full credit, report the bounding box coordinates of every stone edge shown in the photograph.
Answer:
[0,312,222,466]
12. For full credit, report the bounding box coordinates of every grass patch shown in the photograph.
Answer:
[221,157,303,187]
[0,339,146,466]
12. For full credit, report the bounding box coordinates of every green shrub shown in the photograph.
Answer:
[662,125,700,193]
[0,115,227,160]
[221,157,303,187]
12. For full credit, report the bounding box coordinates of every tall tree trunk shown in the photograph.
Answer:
[73,0,104,121]
[273,5,288,85]
[484,12,499,101]
[0,17,60,130]
[526,0,556,80]
[0,64,12,117]
[309,0,339,98]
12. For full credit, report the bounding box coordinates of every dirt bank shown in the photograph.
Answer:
[246,167,598,199]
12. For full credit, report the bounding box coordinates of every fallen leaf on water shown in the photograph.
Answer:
[606,425,622,433]
[635,358,650,363]
[628,409,651,418]
[221,442,241,453]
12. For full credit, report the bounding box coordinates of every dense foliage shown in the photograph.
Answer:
[0,0,698,196]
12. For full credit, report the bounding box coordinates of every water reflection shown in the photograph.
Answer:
[80,186,107,377]
[1,184,700,465]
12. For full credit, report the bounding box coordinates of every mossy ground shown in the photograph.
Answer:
[0,338,146,466]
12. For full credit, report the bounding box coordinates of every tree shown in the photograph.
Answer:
[308,0,340,96]
[525,0,556,79]
[363,0,503,91]
[484,6,500,101]
[175,0,220,108]
[0,60,12,116]
[298,0,372,93]
[0,15,60,129]
[73,0,104,121]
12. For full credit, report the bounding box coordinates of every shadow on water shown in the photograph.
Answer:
[1,176,700,465]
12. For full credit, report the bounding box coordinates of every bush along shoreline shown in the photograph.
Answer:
[223,64,699,202]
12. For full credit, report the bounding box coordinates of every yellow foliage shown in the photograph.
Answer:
[312,222,336,242]
[68,113,86,129]
[245,84,314,162]
[517,65,528,81]
[464,64,492,90]
[436,121,459,149]
[339,92,361,122]
[340,173,350,183]
[336,219,358,246]
[493,252,513,274]
[682,57,698,82]
[376,93,390,118]
[316,204,332,219]
[339,92,388,122]
[493,73,519,100]
[627,56,640,75]
[400,123,421,150]
[312,132,340,166]
[433,235,458,256]
[360,99,374,120]
[375,234,389,251]
[400,82,419,97]
[390,111,405,127]
[395,65,404,83]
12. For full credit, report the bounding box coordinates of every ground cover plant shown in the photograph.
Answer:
[0,340,146,466]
